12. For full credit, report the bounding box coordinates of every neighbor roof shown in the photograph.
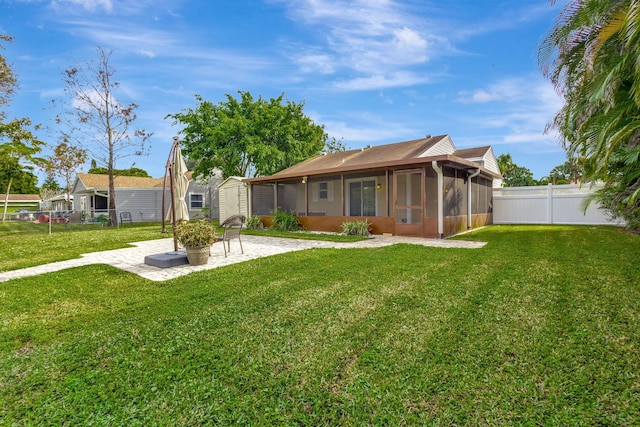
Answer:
[3,194,41,201]
[76,173,165,189]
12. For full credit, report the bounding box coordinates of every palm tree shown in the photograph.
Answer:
[539,0,640,230]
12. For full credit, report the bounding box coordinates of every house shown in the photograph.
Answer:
[41,193,73,211]
[184,171,223,220]
[244,135,502,238]
[2,194,41,212]
[71,173,167,222]
[71,172,222,222]
[218,176,249,221]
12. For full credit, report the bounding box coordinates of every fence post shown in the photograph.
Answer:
[547,184,553,224]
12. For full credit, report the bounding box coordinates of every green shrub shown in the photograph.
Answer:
[341,219,371,236]
[272,211,301,231]
[173,219,218,247]
[245,215,264,230]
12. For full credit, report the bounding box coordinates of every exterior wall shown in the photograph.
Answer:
[493,184,623,226]
[188,176,222,220]
[306,177,343,216]
[113,189,166,222]
[250,165,494,238]
[421,135,455,157]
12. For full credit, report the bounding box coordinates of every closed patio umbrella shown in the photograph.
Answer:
[171,144,190,224]
[162,137,191,251]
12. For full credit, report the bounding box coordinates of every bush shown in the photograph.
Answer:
[272,211,301,232]
[341,219,371,236]
[245,215,264,230]
[173,219,218,247]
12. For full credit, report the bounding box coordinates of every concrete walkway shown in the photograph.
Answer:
[0,235,486,283]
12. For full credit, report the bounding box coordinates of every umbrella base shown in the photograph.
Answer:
[144,251,189,268]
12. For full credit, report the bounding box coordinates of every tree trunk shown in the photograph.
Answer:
[2,178,13,222]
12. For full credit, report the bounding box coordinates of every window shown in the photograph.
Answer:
[319,182,328,199]
[190,193,204,209]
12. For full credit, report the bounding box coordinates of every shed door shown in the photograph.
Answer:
[225,187,240,217]
[394,170,423,236]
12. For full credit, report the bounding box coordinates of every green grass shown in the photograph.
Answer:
[242,228,367,242]
[1,225,639,425]
[0,222,169,271]
[0,222,366,272]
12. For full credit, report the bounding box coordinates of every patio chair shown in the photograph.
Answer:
[219,214,245,257]
[119,211,133,226]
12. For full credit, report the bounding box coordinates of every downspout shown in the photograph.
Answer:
[467,169,481,228]
[432,161,444,238]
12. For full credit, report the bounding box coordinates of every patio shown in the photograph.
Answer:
[0,235,485,282]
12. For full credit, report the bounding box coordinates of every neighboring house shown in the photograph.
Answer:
[2,194,41,212]
[71,172,221,222]
[218,176,249,221]
[244,135,502,238]
[185,171,223,220]
[41,194,73,211]
[71,173,167,222]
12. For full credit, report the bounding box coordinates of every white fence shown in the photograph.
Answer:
[493,184,624,226]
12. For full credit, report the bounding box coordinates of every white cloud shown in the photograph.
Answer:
[273,0,441,90]
[295,53,335,74]
[51,0,114,12]
[333,71,429,91]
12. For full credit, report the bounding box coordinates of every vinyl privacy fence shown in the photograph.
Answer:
[493,184,625,226]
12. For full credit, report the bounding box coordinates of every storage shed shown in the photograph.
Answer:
[218,176,249,221]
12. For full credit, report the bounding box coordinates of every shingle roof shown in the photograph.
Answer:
[4,194,41,201]
[246,135,503,183]
[453,146,491,159]
[77,173,165,189]
[270,135,448,177]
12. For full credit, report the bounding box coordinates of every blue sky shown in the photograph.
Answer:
[1,0,567,182]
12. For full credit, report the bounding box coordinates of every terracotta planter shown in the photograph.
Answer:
[185,246,210,265]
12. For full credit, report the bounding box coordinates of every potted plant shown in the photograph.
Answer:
[173,219,218,265]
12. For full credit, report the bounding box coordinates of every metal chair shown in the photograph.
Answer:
[219,214,245,257]
[119,211,133,225]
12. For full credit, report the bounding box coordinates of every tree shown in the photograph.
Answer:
[539,0,640,230]
[497,153,537,187]
[167,91,327,179]
[41,173,62,192]
[53,46,152,226]
[1,35,46,220]
[45,143,87,210]
[0,156,38,194]
[87,165,150,177]
[0,34,16,108]
[325,136,348,153]
[547,159,583,185]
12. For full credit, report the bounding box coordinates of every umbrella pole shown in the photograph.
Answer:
[169,158,178,252]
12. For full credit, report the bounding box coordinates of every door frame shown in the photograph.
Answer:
[394,169,424,236]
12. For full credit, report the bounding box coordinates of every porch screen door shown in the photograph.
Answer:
[394,170,423,236]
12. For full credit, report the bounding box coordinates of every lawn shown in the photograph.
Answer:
[1,225,639,425]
